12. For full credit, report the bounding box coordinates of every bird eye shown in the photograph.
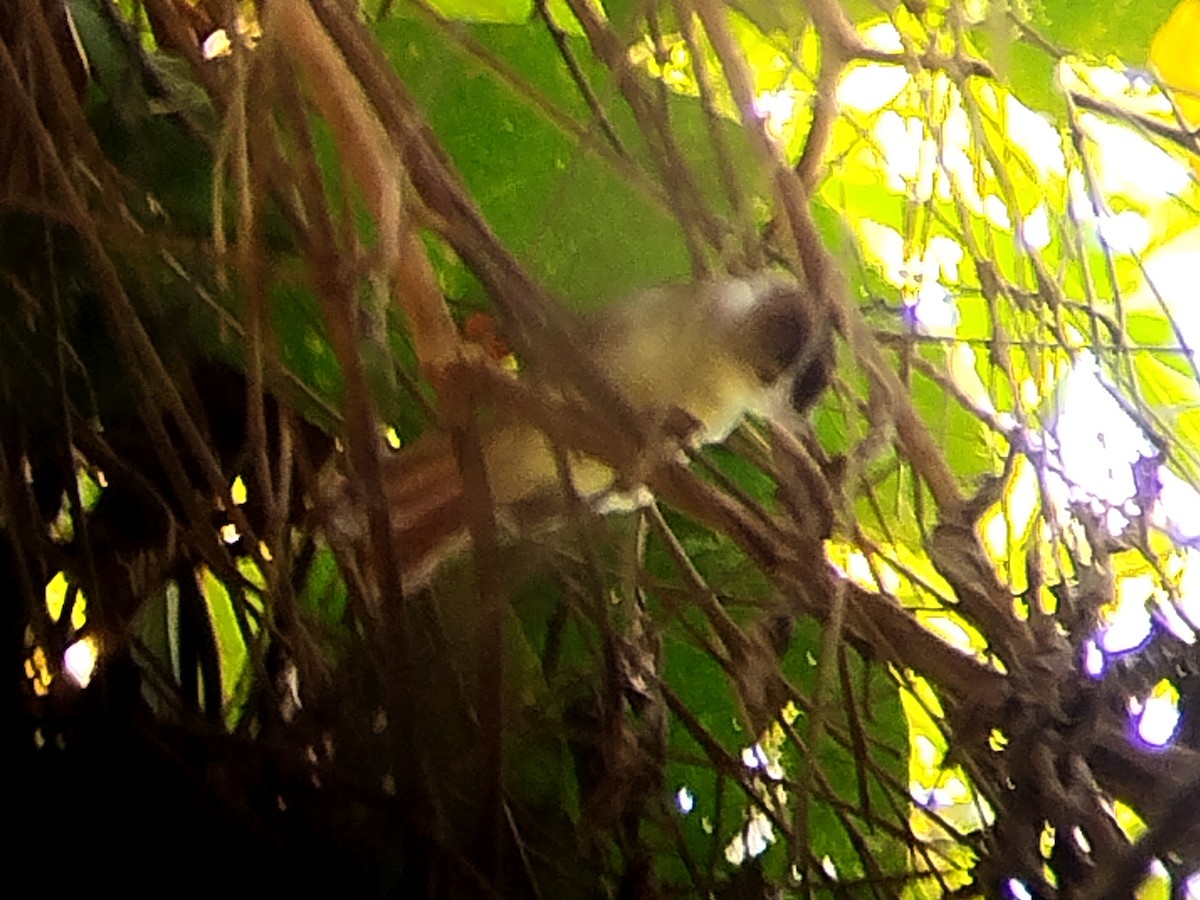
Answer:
[744,287,811,382]
[791,356,831,414]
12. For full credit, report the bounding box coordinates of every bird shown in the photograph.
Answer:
[330,273,833,590]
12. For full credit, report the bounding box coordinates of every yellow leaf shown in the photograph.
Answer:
[1150,0,1200,126]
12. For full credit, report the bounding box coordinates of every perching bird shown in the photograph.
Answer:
[334,273,833,589]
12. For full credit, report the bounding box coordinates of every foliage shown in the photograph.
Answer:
[6,0,1200,896]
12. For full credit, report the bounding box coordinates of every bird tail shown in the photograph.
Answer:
[383,432,471,588]
[321,431,471,593]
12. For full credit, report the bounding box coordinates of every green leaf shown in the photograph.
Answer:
[1036,0,1179,65]
[298,545,350,627]
[778,619,911,879]
[374,12,766,302]
[201,568,250,725]
[424,0,533,23]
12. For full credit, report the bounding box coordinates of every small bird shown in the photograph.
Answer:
[338,274,833,589]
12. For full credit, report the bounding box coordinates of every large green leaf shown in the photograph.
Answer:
[998,0,1180,117]
[374,10,769,303]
